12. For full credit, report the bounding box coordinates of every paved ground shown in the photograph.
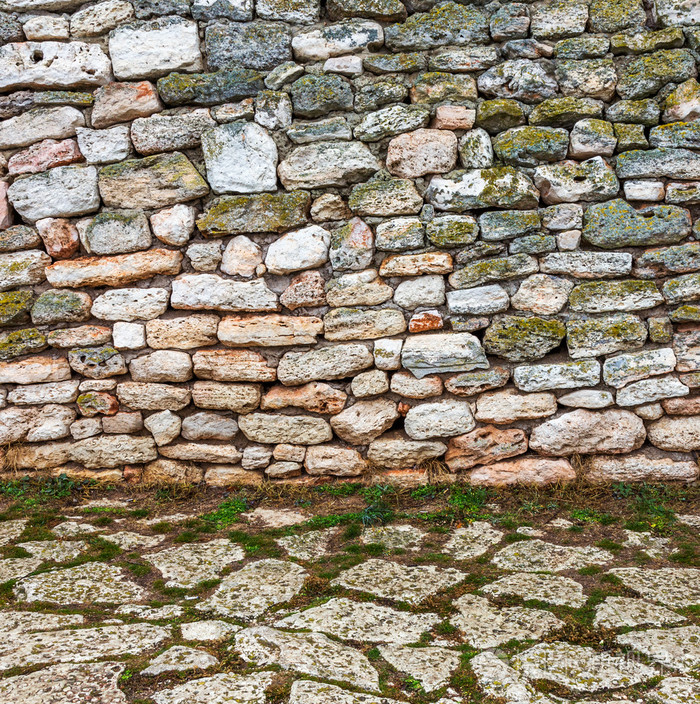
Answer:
[0,484,698,703]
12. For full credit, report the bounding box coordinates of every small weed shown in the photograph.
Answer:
[578,566,602,576]
[596,539,623,552]
[367,647,380,661]
[449,485,488,518]
[150,521,174,534]
[202,497,248,529]
[342,523,362,540]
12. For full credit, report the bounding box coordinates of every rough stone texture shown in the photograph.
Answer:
[0,0,697,487]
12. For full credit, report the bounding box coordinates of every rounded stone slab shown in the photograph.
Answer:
[607,567,700,607]
[15,561,148,604]
[492,539,613,572]
[361,524,426,551]
[153,671,275,704]
[0,661,127,704]
[275,596,439,644]
[449,593,564,649]
[482,572,586,607]
[442,521,504,560]
[0,623,170,672]
[276,527,336,560]
[145,538,245,588]
[594,597,685,629]
[235,625,379,691]
[196,559,307,619]
[141,645,219,675]
[0,610,84,634]
[512,641,659,693]
[331,558,465,604]
[616,625,700,672]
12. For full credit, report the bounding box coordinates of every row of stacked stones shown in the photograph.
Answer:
[1,0,700,485]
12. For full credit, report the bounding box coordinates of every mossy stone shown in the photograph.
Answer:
[479,210,541,241]
[157,69,264,106]
[484,316,566,362]
[205,20,292,72]
[568,280,663,313]
[509,234,556,255]
[617,50,696,100]
[611,28,684,55]
[529,97,604,128]
[588,0,646,33]
[354,80,408,113]
[31,290,91,325]
[363,52,427,74]
[583,199,691,249]
[426,216,478,248]
[348,175,423,217]
[613,123,648,151]
[566,314,647,358]
[476,99,526,134]
[449,253,538,289]
[606,99,660,126]
[0,225,41,253]
[290,74,354,118]
[197,191,310,237]
[493,126,569,167]
[0,290,33,327]
[410,72,477,104]
[0,328,46,362]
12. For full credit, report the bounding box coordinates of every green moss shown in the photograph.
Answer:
[569,280,662,311]
[0,328,46,361]
[476,99,526,134]
[493,126,569,167]
[484,316,566,362]
[411,71,477,104]
[31,290,89,325]
[529,97,603,127]
[0,291,33,327]
[450,253,537,288]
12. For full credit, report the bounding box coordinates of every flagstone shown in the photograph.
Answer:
[241,507,309,528]
[15,562,148,603]
[493,540,613,572]
[594,597,685,629]
[608,567,700,607]
[616,625,700,672]
[236,625,379,690]
[332,558,465,604]
[116,604,184,620]
[276,527,336,560]
[145,538,245,588]
[0,662,127,704]
[197,559,307,618]
[512,641,659,693]
[181,619,240,641]
[622,530,671,558]
[362,523,426,551]
[450,594,564,648]
[482,572,586,607]
[378,644,461,692]
[18,540,88,562]
[0,519,27,546]
[649,676,700,704]
[52,521,99,537]
[142,645,219,675]
[0,610,84,633]
[443,521,504,559]
[288,680,405,704]
[0,623,170,671]
[153,671,275,704]
[0,557,42,582]
[102,531,165,550]
[275,597,439,644]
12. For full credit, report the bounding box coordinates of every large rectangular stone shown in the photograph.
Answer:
[0,41,112,91]
[0,357,71,384]
[192,349,277,382]
[171,274,278,312]
[196,191,310,237]
[401,332,488,379]
[45,249,183,288]
[98,152,209,209]
[218,314,322,346]
[8,165,100,222]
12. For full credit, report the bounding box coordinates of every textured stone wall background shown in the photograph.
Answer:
[0,0,700,485]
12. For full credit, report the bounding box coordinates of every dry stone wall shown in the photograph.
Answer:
[1,0,700,486]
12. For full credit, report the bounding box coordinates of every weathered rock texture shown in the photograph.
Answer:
[0,0,699,486]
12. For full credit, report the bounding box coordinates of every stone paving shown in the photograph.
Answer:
[0,498,698,704]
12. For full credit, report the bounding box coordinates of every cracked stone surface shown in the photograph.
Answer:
[152,672,275,704]
[378,644,461,692]
[492,539,613,572]
[0,623,170,671]
[276,597,439,644]
[142,645,219,675]
[0,610,84,633]
[15,562,148,604]
[362,524,426,551]
[332,558,465,604]
[0,662,127,704]
[443,521,504,560]
[146,538,245,587]
[482,572,586,607]
[240,507,309,528]
[197,559,308,618]
[608,568,700,607]
[594,597,686,629]
[450,593,564,648]
[276,527,336,560]
[236,625,380,690]
[616,625,700,672]
[512,641,659,693]
[17,540,88,562]
[117,604,184,620]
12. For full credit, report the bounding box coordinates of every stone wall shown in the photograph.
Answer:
[1,0,700,486]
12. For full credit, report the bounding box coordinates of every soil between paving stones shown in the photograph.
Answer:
[0,482,696,703]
